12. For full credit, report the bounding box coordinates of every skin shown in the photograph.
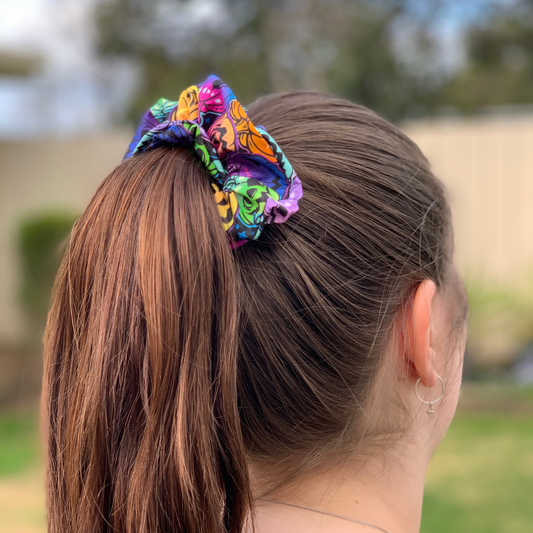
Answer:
[250,272,468,533]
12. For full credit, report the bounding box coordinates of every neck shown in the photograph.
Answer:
[251,430,432,533]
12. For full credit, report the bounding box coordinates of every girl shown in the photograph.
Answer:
[44,76,468,533]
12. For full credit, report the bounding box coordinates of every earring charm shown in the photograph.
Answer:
[415,375,445,416]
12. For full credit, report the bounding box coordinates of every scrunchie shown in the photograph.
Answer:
[124,75,303,248]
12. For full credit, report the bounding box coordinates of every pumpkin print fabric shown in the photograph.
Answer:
[124,75,303,248]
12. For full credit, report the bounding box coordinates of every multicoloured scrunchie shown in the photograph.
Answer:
[124,75,303,248]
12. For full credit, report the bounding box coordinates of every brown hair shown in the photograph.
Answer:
[44,92,460,533]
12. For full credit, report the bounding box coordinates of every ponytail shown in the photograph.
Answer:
[44,148,251,533]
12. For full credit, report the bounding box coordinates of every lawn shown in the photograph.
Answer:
[1,405,532,533]
[0,413,45,533]
[0,414,41,476]
[422,412,533,533]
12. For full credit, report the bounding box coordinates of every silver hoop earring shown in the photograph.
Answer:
[415,375,445,417]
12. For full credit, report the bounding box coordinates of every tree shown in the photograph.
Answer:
[94,0,533,123]
[95,0,272,122]
[438,1,533,113]
[94,0,450,123]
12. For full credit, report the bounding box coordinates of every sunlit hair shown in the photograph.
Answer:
[44,92,462,533]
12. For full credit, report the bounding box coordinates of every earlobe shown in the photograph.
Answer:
[408,280,437,388]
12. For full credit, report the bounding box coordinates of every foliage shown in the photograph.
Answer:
[94,0,451,123]
[463,275,533,371]
[94,0,533,125]
[96,0,271,122]
[18,212,78,348]
[438,2,533,113]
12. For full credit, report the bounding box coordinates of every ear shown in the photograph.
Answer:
[406,279,437,388]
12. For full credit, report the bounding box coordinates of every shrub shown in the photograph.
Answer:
[465,276,533,372]
[18,212,78,349]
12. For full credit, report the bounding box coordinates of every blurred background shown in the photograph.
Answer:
[1,0,533,531]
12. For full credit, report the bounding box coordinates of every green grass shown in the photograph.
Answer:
[422,412,533,533]
[0,412,41,476]
[1,409,533,532]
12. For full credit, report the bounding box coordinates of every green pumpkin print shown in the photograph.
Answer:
[225,175,280,229]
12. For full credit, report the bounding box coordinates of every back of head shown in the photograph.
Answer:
[234,92,451,466]
[44,91,454,533]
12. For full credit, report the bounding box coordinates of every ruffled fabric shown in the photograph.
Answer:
[124,75,302,247]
